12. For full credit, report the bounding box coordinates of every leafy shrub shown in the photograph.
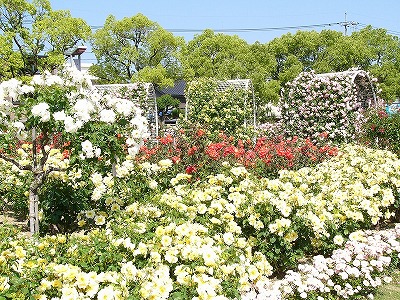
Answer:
[157,94,180,114]
[0,155,32,220]
[185,78,253,136]
[39,179,91,234]
[0,68,150,235]
[360,108,400,156]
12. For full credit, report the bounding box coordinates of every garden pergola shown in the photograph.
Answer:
[316,69,377,109]
[94,83,159,138]
[185,79,256,127]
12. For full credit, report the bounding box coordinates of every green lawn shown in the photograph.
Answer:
[374,270,400,300]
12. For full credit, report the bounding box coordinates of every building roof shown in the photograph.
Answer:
[156,80,186,98]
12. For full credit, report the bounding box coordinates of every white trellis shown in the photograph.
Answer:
[94,83,159,138]
[185,79,257,127]
[316,69,378,109]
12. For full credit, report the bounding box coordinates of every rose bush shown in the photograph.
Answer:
[360,108,400,156]
[280,71,378,144]
[136,128,338,181]
[185,78,253,137]
[144,144,400,273]
[0,68,149,234]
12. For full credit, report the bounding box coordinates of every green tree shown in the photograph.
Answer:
[157,94,180,122]
[0,33,23,80]
[90,13,184,84]
[311,30,348,72]
[351,26,400,101]
[182,29,251,80]
[0,0,91,76]
[265,28,400,104]
[266,30,335,82]
[246,42,277,103]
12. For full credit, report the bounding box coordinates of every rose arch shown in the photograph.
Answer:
[315,69,377,109]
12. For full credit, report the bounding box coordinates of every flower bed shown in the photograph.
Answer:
[0,143,399,299]
[242,224,400,299]
[1,68,400,299]
[137,129,338,180]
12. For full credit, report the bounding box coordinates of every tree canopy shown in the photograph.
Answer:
[2,6,400,104]
[0,0,91,78]
[265,27,400,102]
[90,13,184,86]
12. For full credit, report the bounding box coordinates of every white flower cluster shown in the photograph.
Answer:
[80,140,101,159]
[112,220,273,299]
[1,67,150,160]
[0,79,34,117]
[38,263,127,299]
[242,224,400,299]
[90,172,114,201]
[31,102,51,122]
[0,78,34,100]
[12,121,27,140]
[31,71,64,86]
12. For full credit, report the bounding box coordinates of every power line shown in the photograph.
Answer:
[340,13,358,36]
[90,21,400,38]
[164,22,342,33]
[6,17,400,38]
[357,22,400,36]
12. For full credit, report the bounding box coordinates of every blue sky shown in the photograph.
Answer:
[49,0,400,63]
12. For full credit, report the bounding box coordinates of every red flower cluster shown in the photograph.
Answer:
[137,129,338,178]
[13,132,72,159]
[378,110,388,118]
[159,134,174,145]
[185,165,197,174]
[204,135,337,170]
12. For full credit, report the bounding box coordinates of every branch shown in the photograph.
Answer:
[0,153,32,171]
[44,166,64,175]
[42,166,66,183]
[39,132,51,167]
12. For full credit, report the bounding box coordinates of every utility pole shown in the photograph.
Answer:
[341,12,359,36]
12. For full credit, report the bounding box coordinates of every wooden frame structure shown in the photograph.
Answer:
[94,83,159,138]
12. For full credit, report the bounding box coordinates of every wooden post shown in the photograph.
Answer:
[29,128,39,235]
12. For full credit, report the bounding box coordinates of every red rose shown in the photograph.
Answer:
[185,165,197,174]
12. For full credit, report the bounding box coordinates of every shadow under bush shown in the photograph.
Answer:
[39,179,91,235]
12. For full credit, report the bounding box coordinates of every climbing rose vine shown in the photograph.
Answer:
[280,70,377,143]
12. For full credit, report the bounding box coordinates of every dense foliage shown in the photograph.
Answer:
[0,0,90,79]
[90,13,183,85]
[185,78,253,136]
[0,68,150,234]
[361,108,400,156]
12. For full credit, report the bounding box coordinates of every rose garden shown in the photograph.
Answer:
[0,64,399,300]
